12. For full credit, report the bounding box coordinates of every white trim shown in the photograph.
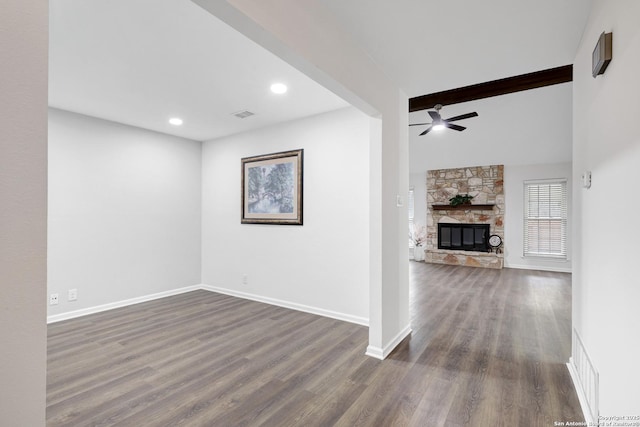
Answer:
[567,359,596,426]
[46,285,202,323]
[524,178,568,185]
[47,284,369,327]
[365,345,384,359]
[504,263,572,273]
[365,324,412,360]
[201,284,369,326]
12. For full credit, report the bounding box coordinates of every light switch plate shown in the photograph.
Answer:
[582,171,592,189]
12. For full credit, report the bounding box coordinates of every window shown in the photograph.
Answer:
[408,187,415,248]
[524,179,567,258]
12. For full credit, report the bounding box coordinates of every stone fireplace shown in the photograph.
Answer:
[425,165,504,269]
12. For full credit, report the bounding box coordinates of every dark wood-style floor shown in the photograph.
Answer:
[47,263,584,426]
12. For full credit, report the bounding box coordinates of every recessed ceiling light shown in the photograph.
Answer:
[270,83,287,94]
[169,117,183,126]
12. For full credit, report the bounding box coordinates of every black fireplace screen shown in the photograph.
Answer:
[438,223,490,252]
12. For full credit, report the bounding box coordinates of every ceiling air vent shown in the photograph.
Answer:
[232,110,255,119]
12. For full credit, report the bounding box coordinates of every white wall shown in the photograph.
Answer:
[504,162,572,272]
[409,172,427,237]
[0,1,48,424]
[194,0,410,358]
[573,0,640,415]
[47,109,202,318]
[201,107,370,324]
[409,173,427,228]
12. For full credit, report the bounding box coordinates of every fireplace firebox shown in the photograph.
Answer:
[438,223,490,252]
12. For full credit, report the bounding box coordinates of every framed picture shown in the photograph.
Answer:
[241,149,303,225]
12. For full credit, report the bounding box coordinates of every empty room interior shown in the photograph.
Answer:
[2,0,640,425]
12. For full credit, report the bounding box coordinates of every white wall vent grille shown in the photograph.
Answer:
[232,110,255,119]
[568,328,599,423]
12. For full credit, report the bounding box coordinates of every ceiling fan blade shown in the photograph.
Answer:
[428,110,440,121]
[446,123,466,131]
[445,112,478,122]
[419,126,433,136]
[409,122,432,126]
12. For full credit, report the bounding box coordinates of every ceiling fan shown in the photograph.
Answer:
[409,104,478,135]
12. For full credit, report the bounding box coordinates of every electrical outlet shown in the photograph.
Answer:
[242,274,248,285]
[50,293,59,305]
[68,289,77,301]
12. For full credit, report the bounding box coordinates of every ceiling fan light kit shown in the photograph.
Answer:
[409,103,478,136]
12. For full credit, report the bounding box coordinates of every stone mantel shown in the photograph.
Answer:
[431,204,495,211]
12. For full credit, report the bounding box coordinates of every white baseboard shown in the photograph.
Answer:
[504,263,572,273]
[46,285,202,324]
[47,283,370,327]
[365,324,412,360]
[201,284,369,326]
[365,345,384,359]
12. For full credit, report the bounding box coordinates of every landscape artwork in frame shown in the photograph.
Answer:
[241,149,303,225]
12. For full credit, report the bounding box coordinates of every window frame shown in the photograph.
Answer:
[523,178,568,259]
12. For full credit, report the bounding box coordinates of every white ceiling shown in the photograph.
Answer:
[408,83,573,172]
[48,0,348,141]
[50,0,593,151]
[319,0,590,173]
[323,0,593,97]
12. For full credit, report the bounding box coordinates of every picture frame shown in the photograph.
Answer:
[241,149,303,225]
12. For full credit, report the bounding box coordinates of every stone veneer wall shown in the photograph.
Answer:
[425,165,505,269]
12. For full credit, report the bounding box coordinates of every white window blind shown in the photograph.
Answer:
[408,188,415,248]
[524,179,567,258]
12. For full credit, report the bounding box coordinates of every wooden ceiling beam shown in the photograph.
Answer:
[409,64,573,112]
